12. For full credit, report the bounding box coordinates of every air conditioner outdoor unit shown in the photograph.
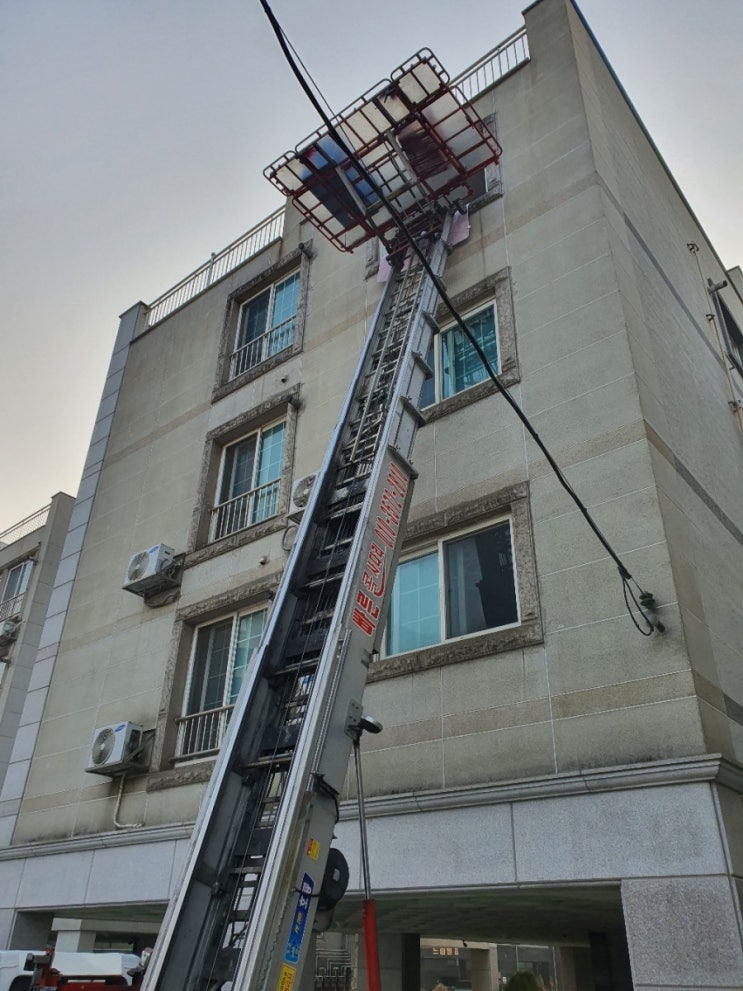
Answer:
[86,721,145,775]
[289,473,317,519]
[0,618,20,647]
[123,544,177,595]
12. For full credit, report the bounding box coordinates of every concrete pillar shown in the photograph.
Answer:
[401,934,421,991]
[622,877,743,990]
[358,932,417,991]
[588,931,632,991]
[9,911,54,950]
[470,948,492,991]
[554,946,593,991]
[53,920,98,953]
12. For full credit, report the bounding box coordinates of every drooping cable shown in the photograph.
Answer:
[258,0,659,636]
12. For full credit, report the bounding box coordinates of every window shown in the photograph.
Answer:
[176,607,267,759]
[210,420,286,541]
[0,559,33,621]
[420,303,499,407]
[386,519,518,655]
[230,271,300,379]
[718,296,743,375]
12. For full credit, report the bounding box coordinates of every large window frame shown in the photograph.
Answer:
[213,245,312,402]
[210,418,287,542]
[0,559,33,621]
[187,387,300,559]
[386,516,519,657]
[370,484,542,681]
[716,293,743,377]
[230,271,300,380]
[176,606,267,760]
[418,269,519,422]
[420,302,500,408]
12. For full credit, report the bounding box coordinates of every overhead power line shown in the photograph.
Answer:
[258,0,662,636]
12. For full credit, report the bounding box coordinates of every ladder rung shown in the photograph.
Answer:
[246,753,293,770]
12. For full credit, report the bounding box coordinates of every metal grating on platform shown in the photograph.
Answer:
[265,49,501,253]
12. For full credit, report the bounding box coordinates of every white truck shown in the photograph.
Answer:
[0,951,139,991]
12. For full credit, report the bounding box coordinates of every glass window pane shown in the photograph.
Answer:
[221,436,257,503]
[188,619,233,714]
[445,521,517,637]
[256,423,285,485]
[387,551,440,654]
[230,609,267,703]
[253,422,286,523]
[442,305,498,398]
[418,340,436,408]
[237,289,270,348]
[271,272,300,330]
[2,561,32,602]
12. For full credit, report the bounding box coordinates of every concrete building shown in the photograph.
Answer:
[0,495,74,802]
[1,0,742,988]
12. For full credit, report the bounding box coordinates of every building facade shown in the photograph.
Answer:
[0,495,74,804]
[1,1,742,988]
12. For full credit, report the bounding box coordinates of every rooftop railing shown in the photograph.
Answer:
[146,206,285,329]
[144,27,529,331]
[453,26,530,102]
[0,504,50,548]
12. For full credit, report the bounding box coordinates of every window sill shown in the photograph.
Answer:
[186,515,286,568]
[467,184,503,214]
[370,615,543,682]
[146,759,216,793]
[421,359,520,424]
[212,342,301,404]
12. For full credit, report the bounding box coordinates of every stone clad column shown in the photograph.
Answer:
[53,919,96,952]
[469,947,493,991]
[357,932,420,991]
[622,877,743,990]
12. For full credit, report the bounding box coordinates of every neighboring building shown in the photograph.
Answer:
[1,1,742,989]
[0,495,74,799]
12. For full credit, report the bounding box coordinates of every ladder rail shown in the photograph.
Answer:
[239,227,451,991]
[140,216,452,991]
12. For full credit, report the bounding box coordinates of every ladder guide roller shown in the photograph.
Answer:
[141,215,454,991]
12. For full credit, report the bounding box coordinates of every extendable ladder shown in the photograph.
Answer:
[141,214,453,991]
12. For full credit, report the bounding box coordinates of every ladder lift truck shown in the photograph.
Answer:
[138,51,502,991]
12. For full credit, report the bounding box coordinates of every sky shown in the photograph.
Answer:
[1,0,741,534]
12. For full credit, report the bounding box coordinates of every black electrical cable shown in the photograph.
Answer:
[259,0,659,635]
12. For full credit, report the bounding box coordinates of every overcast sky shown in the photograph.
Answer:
[1,0,741,534]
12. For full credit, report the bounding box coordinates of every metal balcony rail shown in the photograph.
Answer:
[175,705,233,759]
[453,26,530,102]
[0,593,25,622]
[146,207,285,329]
[0,504,50,547]
[209,478,281,542]
[230,315,296,379]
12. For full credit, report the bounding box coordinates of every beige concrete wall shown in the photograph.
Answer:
[0,494,75,796]
[359,0,704,799]
[13,0,736,840]
[565,0,743,763]
[11,197,385,841]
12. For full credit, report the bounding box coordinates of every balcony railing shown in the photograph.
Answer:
[229,315,296,379]
[0,503,50,547]
[210,478,281,542]
[453,26,530,102]
[0,592,25,622]
[175,705,232,759]
[146,207,285,329]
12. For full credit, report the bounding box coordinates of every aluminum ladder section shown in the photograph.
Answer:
[141,216,452,991]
